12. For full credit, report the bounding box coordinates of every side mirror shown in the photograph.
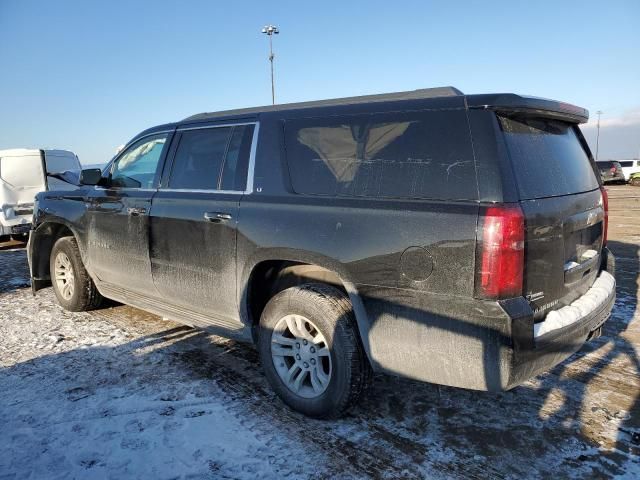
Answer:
[79,168,104,186]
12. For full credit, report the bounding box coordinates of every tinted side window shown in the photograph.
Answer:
[220,124,255,191]
[111,134,168,188]
[619,161,633,168]
[499,116,599,200]
[168,125,254,191]
[284,110,477,200]
[169,128,231,190]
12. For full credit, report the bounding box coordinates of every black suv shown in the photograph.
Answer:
[28,87,616,418]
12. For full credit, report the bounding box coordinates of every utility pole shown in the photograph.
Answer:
[595,110,603,160]
[261,25,279,105]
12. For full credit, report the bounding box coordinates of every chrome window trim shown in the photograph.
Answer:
[100,122,260,196]
[94,187,157,192]
[161,121,259,195]
[157,188,244,195]
[245,122,260,194]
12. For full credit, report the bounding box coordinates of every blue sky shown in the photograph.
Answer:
[1,0,638,164]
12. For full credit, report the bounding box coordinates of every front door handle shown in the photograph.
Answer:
[204,212,232,222]
[127,207,147,216]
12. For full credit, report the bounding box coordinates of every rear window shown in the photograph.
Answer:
[619,161,634,168]
[284,110,477,200]
[597,161,613,169]
[499,116,599,200]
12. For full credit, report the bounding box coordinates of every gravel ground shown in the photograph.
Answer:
[0,185,639,479]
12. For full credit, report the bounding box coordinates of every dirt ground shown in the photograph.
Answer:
[0,185,638,479]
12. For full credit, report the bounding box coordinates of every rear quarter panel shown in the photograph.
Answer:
[237,113,483,382]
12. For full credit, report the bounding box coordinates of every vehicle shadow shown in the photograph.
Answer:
[1,241,638,478]
[1,311,413,478]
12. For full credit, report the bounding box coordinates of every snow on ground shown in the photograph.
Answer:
[1,188,639,479]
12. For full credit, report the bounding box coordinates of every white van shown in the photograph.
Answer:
[0,149,81,241]
[618,159,640,181]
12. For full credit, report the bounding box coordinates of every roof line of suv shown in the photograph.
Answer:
[130,88,589,148]
[182,86,465,122]
[182,88,588,125]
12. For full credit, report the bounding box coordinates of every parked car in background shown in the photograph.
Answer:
[597,160,625,184]
[630,172,640,186]
[0,149,81,242]
[617,159,640,181]
[28,88,615,418]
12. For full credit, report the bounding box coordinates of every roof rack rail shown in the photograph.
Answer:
[182,86,464,122]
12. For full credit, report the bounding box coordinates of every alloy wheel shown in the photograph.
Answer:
[54,251,75,300]
[271,314,332,399]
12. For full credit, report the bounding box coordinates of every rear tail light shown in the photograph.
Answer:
[610,166,616,173]
[601,187,608,246]
[475,204,525,300]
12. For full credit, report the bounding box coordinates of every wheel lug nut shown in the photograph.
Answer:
[296,343,300,349]
[310,358,316,365]
[296,354,301,360]
[303,340,308,345]
[310,347,315,353]
[303,362,309,368]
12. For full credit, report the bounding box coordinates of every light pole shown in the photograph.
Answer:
[595,110,603,160]
[261,24,279,105]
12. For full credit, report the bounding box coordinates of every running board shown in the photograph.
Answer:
[96,282,249,340]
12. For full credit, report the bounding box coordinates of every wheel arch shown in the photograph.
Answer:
[29,220,82,292]
[240,251,374,365]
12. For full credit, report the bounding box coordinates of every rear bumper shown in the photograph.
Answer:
[602,174,625,183]
[503,261,615,389]
[360,248,616,391]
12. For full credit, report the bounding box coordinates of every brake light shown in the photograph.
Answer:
[601,187,608,246]
[610,166,616,173]
[475,204,525,299]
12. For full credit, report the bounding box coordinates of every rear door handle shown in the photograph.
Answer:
[127,207,147,216]
[204,211,232,222]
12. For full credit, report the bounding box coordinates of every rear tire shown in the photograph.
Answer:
[258,283,371,418]
[50,236,103,311]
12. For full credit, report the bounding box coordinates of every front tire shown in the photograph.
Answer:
[258,283,370,418]
[50,236,103,311]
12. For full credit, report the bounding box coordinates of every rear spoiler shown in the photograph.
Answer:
[466,94,589,124]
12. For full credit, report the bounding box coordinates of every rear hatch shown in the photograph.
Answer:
[498,114,604,319]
